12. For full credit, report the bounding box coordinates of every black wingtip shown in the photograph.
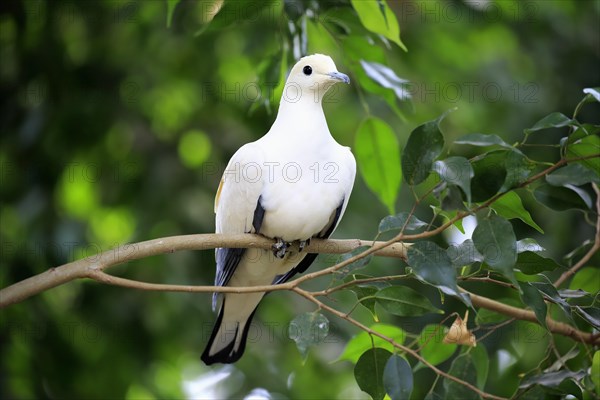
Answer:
[200,301,259,365]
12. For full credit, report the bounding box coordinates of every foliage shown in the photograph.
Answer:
[1,0,599,399]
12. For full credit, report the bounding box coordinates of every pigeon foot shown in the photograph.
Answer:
[298,238,311,252]
[272,238,290,259]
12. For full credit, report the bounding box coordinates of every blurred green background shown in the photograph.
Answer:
[1,0,598,399]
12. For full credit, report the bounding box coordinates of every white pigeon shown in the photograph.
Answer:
[201,54,356,365]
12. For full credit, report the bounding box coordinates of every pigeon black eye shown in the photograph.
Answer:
[303,65,312,76]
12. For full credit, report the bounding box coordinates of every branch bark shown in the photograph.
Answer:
[0,234,409,308]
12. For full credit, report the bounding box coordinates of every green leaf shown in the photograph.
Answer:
[249,52,286,115]
[348,62,410,118]
[337,246,373,278]
[288,312,329,359]
[569,267,600,293]
[519,370,586,389]
[583,87,600,102]
[345,274,391,321]
[447,239,483,267]
[515,252,561,275]
[470,345,489,390]
[455,133,512,149]
[384,355,413,400]
[490,191,544,233]
[196,1,278,34]
[433,157,474,204]
[516,238,545,253]
[519,282,548,330]
[565,185,592,208]
[354,348,393,400]
[342,36,411,118]
[375,286,440,316]
[546,163,600,186]
[432,206,465,233]
[470,150,508,202]
[350,0,407,50]
[531,282,573,321]
[472,215,518,285]
[558,289,589,299]
[574,306,600,329]
[558,380,584,400]
[402,115,446,186]
[533,184,592,211]
[418,324,457,366]
[343,35,387,64]
[407,241,472,307]
[566,134,600,176]
[165,0,181,28]
[501,149,536,191]
[378,212,428,234]
[338,324,406,364]
[525,112,578,133]
[355,117,402,214]
[475,297,522,324]
[441,185,468,212]
[592,351,600,394]
[443,354,479,400]
[351,284,379,319]
[517,386,550,399]
[563,125,591,147]
[360,60,411,103]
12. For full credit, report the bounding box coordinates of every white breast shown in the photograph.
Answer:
[257,138,355,240]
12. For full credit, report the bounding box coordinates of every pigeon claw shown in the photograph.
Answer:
[272,238,290,259]
[298,238,311,252]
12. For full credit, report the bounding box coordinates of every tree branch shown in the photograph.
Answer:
[553,182,600,287]
[462,289,600,345]
[0,234,409,308]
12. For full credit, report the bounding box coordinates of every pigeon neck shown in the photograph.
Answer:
[276,87,326,120]
[271,95,328,139]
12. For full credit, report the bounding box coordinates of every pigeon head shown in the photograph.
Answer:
[284,54,350,102]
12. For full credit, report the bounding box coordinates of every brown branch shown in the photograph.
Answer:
[313,274,409,297]
[554,183,600,287]
[0,234,409,308]
[464,289,600,345]
[87,270,294,294]
[292,287,508,400]
[460,276,516,289]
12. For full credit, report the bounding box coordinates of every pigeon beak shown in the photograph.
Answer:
[327,71,350,84]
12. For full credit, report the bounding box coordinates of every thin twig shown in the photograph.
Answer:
[87,270,294,294]
[460,276,516,289]
[292,287,508,400]
[475,318,517,342]
[314,274,409,297]
[554,183,600,287]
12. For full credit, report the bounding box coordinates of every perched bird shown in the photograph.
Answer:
[201,54,356,365]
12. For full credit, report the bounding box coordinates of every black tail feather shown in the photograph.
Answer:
[201,299,259,365]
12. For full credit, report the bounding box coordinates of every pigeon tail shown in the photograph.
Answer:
[201,297,260,365]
